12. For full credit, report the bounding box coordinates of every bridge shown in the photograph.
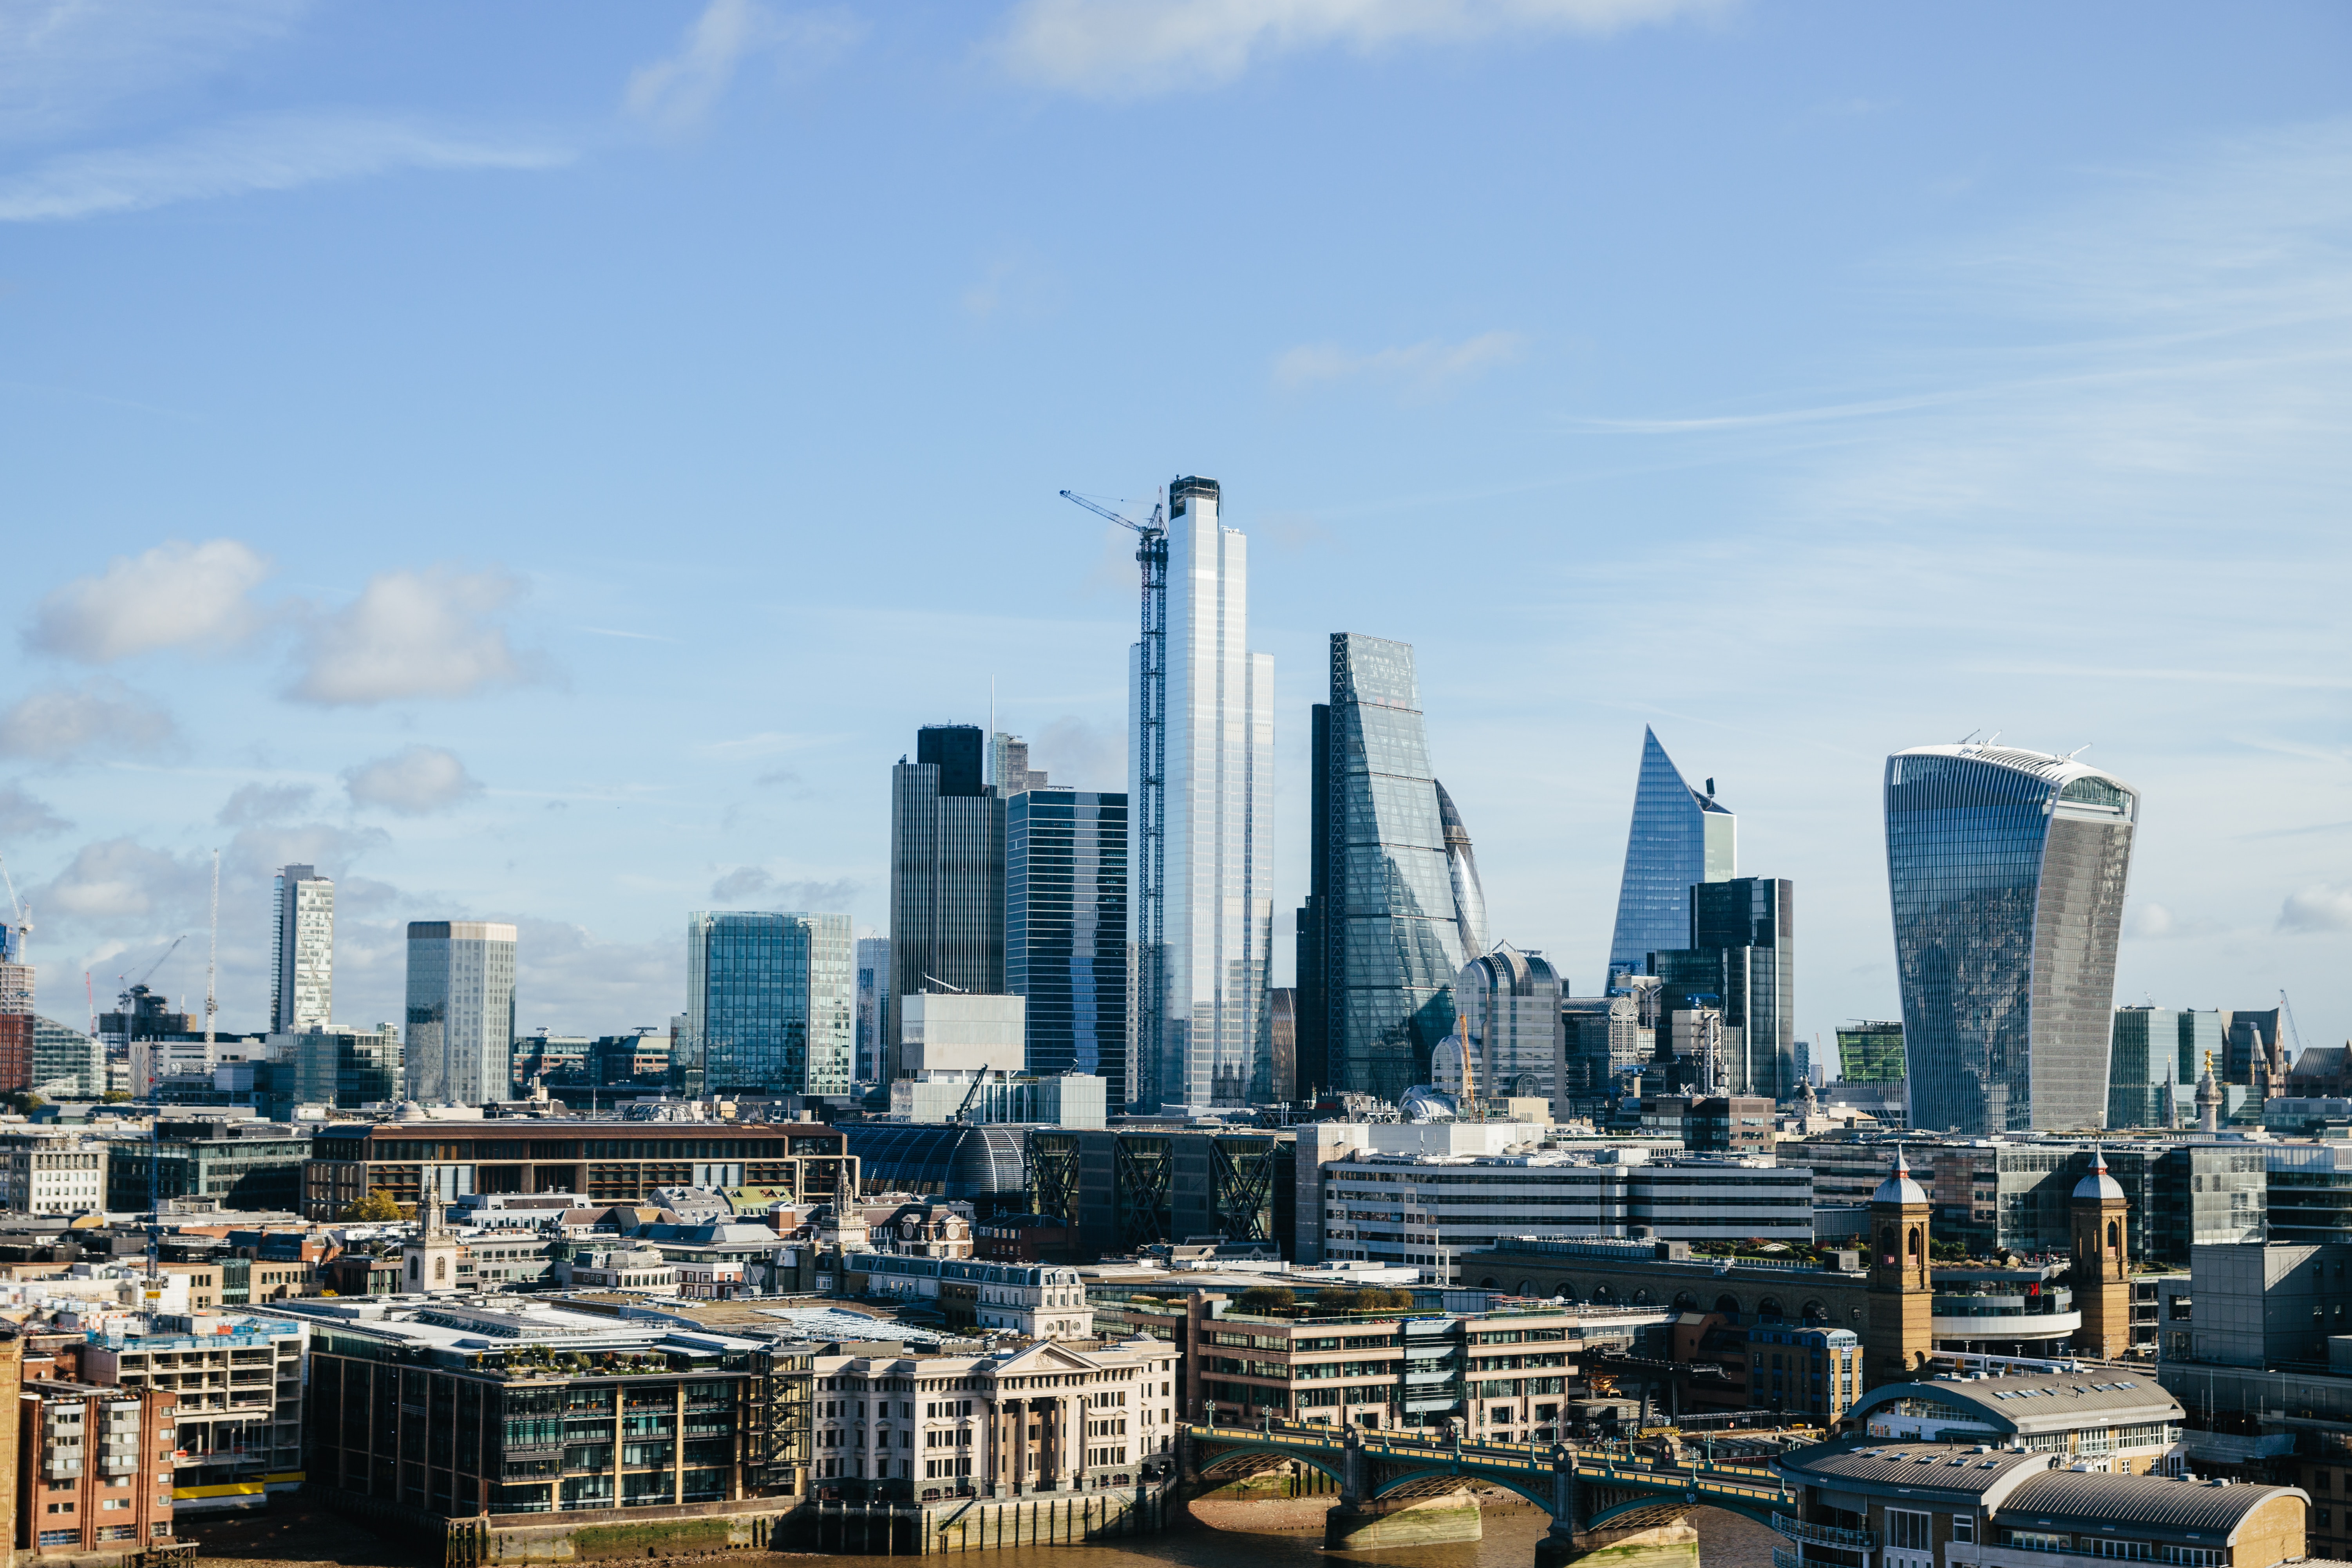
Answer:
[1181,1419,1796,1566]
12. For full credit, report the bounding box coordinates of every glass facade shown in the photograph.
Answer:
[271,864,334,1033]
[1006,788,1129,1104]
[1297,633,1464,1104]
[1885,745,2137,1135]
[853,936,888,1083]
[1131,478,1273,1111]
[403,921,517,1105]
[1836,1020,1907,1083]
[1455,946,1563,1105]
[2107,1007,2186,1129]
[886,725,1004,1084]
[1607,727,1735,980]
[1650,877,1795,1100]
[685,912,853,1096]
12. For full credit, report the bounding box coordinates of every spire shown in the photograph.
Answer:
[1872,1144,1927,1206]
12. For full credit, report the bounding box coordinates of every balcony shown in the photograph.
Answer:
[1770,1514,1878,1550]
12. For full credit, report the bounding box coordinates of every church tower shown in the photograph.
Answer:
[1864,1148,1934,1390]
[404,1184,462,1294]
[2070,1149,2133,1358]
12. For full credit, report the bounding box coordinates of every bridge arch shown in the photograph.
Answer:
[1190,1441,1349,1495]
[1370,1465,1556,1514]
[1583,1493,1784,1531]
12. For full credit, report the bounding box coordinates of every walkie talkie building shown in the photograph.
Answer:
[1885,743,2138,1135]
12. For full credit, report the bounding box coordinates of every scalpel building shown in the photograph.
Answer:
[1885,743,2138,1136]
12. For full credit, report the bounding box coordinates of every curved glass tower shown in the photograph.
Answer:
[1885,743,2138,1134]
[1607,726,1735,979]
[1436,779,1488,961]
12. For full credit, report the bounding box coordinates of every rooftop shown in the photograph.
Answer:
[1847,1371,2183,1435]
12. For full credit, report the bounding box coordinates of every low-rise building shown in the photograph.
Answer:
[2,1130,106,1215]
[17,1379,179,1556]
[810,1334,1174,1502]
[561,1246,677,1293]
[1773,1439,2307,1568]
[107,1120,314,1214]
[1845,1371,2185,1472]
[84,1313,306,1512]
[841,1255,1095,1340]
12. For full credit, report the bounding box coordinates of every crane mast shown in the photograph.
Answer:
[1058,488,1167,1111]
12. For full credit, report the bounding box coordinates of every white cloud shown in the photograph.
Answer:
[2281,885,2352,933]
[224,821,389,884]
[709,865,773,902]
[1033,715,1121,791]
[0,678,176,761]
[32,837,209,922]
[0,112,572,224]
[215,781,315,827]
[623,0,861,137]
[0,781,71,838]
[342,745,483,816]
[1274,330,1526,396]
[26,538,271,661]
[995,0,1716,97]
[0,0,307,147]
[291,566,528,705]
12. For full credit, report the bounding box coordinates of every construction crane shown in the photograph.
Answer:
[123,935,186,998]
[2281,989,2309,1059]
[0,850,28,957]
[1059,486,1166,1101]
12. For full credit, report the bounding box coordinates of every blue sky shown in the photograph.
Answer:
[1,0,2347,1065]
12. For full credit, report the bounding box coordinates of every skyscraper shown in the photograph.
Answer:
[403,921,517,1105]
[1006,787,1127,1103]
[1131,476,1274,1111]
[686,911,853,1096]
[2108,1006,2184,1129]
[854,935,890,1083]
[271,864,334,1034]
[1454,945,1565,1107]
[1437,780,1487,960]
[1607,727,1735,982]
[1297,633,1463,1103]
[1885,741,2138,1134]
[1649,876,1795,1100]
[989,733,1049,794]
[0,915,31,1094]
[887,723,1005,1084]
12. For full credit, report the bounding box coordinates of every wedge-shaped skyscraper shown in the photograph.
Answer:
[1607,726,1735,980]
[1885,742,2138,1134]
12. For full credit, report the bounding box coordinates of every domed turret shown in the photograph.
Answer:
[2073,1148,2126,1202]
[1872,1147,1928,1206]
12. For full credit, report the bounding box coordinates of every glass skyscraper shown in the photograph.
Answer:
[1885,743,2139,1134]
[1297,633,1464,1103]
[1607,726,1735,981]
[271,864,334,1033]
[2108,1006,2184,1129]
[403,920,517,1105]
[887,724,1005,1084]
[685,910,853,1096]
[1006,788,1128,1103]
[1650,876,1795,1100]
[1132,477,1274,1111]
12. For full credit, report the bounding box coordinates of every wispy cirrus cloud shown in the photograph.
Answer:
[1274,331,1526,397]
[995,0,1721,98]
[623,0,861,138]
[0,0,308,146]
[0,112,572,224]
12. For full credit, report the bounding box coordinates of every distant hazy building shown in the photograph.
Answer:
[887,724,1004,1085]
[854,936,890,1083]
[685,910,852,1097]
[1607,726,1735,984]
[1885,742,2138,1134]
[1650,876,1795,1100]
[286,1022,402,1109]
[403,921,518,1105]
[270,863,334,1033]
[31,1016,102,1100]
[1270,987,1297,1103]
[988,732,1049,794]
[1297,633,1463,1103]
[1836,1021,1907,1083]
[2107,1006,2184,1129]
[1133,476,1275,1112]
[1005,787,1127,1104]
[1455,946,1565,1107]
[2223,1008,2287,1090]
[0,921,30,1094]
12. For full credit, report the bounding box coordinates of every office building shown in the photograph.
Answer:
[269,863,334,1033]
[107,1119,314,1212]
[1836,1021,1906,1083]
[1455,945,1565,1107]
[988,731,1049,794]
[32,1014,103,1100]
[1297,633,1462,1104]
[1269,986,1296,1102]
[2108,1006,2185,1129]
[288,1296,810,1521]
[1606,726,1734,983]
[16,1380,178,1552]
[2224,1007,2287,1089]
[1005,787,1127,1102]
[402,920,517,1105]
[1650,875,1795,1100]
[1886,742,2138,1134]
[0,915,29,1092]
[887,724,1005,1085]
[300,1118,853,1217]
[1561,986,1656,1103]
[1,1128,105,1213]
[282,1022,402,1109]
[684,911,853,1097]
[854,935,890,1082]
[1129,476,1274,1112]
[1437,779,1487,959]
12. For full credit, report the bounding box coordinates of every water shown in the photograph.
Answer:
[759,1500,1775,1568]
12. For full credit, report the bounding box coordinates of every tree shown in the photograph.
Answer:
[101,1091,132,1103]
[2,1091,44,1116]
[1238,1285,1295,1312]
[339,1188,406,1223]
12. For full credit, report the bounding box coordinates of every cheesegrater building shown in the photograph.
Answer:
[1607,726,1735,983]
[1885,742,2138,1135]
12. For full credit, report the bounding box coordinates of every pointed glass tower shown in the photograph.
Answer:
[1606,726,1736,980]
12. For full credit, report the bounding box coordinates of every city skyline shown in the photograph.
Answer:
[0,6,2344,1056]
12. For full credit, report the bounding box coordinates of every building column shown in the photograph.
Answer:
[1004,1398,1025,1494]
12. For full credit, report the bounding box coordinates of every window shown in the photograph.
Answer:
[1951,1517,1974,1544]
[1887,1511,1931,1552]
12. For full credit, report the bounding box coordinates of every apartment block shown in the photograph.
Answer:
[17,1381,177,1555]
